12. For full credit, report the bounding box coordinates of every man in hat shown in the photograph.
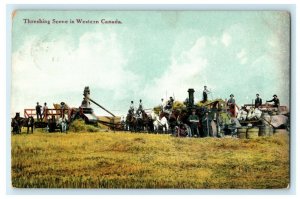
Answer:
[138,99,143,111]
[35,102,42,121]
[160,98,165,112]
[201,111,212,137]
[188,109,199,137]
[43,102,48,121]
[202,86,211,103]
[255,94,262,108]
[129,101,134,114]
[165,97,174,110]
[267,95,280,108]
[227,94,236,117]
[60,102,66,118]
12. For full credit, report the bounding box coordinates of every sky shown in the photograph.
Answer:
[11,11,290,116]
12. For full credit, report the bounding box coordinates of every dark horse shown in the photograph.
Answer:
[11,118,21,134]
[24,116,35,133]
[138,110,154,132]
[140,110,154,132]
[159,109,183,135]
[126,112,137,132]
[11,116,34,134]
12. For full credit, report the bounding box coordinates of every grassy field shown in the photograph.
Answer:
[11,130,289,189]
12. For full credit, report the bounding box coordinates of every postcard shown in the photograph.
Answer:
[11,10,290,189]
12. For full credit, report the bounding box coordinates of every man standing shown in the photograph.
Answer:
[254,94,262,108]
[35,102,42,121]
[267,94,280,108]
[43,102,48,121]
[60,102,66,118]
[201,112,212,137]
[227,94,236,117]
[188,110,199,137]
[59,117,67,133]
[202,86,211,103]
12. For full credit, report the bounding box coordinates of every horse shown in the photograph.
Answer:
[151,111,169,133]
[237,108,248,121]
[125,112,137,132]
[11,116,34,134]
[11,118,21,134]
[120,116,127,131]
[21,116,35,134]
[168,110,180,135]
[140,110,153,132]
[135,113,144,132]
[262,113,289,129]
[247,107,262,120]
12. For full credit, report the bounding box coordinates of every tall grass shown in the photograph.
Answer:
[11,131,289,188]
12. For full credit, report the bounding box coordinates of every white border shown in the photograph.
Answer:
[1,1,298,198]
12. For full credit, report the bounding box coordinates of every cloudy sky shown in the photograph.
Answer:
[11,11,290,116]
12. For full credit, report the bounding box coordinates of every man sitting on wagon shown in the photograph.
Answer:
[255,94,262,108]
[165,97,174,112]
[137,99,143,113]
[128,101,134,115]
[266,94,280,108]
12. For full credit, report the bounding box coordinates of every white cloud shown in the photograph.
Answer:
[11,32,139,116]
[221,32,232,47]
[209,37,218,46]
[11,24,290,116]
[236,49,248,64]
[142,37,208,104]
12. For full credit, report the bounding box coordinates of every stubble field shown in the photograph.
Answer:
[11,130,289,189]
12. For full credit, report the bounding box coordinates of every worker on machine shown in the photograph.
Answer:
[36,102,42,121]
[129,101,134,114]
[138,99,143,111]
[165,97,174,110]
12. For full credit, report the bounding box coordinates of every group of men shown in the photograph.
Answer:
[226,93,280,117]
[35,102,48,121]
[254,93,280,108]
[128,96,175,116]
[35,101,67,132]
[176,86,281,137]
[129,99,144,115]
[202,86,280,115]
[36,102,68,121]
[126,87,280,137]
[174,108,217,138]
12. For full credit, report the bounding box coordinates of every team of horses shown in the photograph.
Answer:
[124,110,171,133]
[124,109,198,135]
[11,116,68,134]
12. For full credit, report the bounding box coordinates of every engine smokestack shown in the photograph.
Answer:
[187,88,195,108]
